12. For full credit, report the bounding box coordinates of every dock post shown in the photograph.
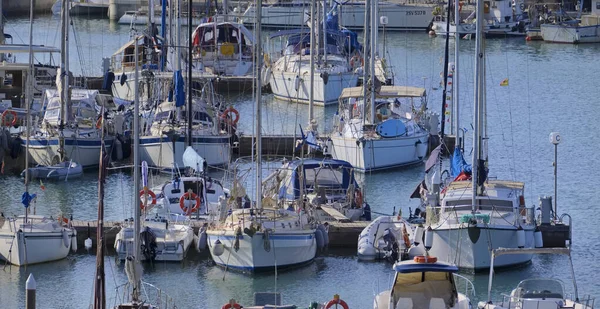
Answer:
[25,274,36,309]
[108,0,118,21]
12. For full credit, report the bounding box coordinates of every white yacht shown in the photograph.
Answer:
[326,86,430,171]
[239,0,434,30]
[373,257,474,309]
[0,215,76,266]
[478,247,595,309]
[540,4,600,43]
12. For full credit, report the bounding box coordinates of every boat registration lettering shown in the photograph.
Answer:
[406,11,427,16]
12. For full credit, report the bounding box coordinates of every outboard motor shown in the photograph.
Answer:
[382,229,399,262]
[140,227,157,261]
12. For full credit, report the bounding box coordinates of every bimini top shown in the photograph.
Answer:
[340,86,426,100]
[393,260,459,274]
[286,158,354,170]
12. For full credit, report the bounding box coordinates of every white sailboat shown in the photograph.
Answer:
[423,0,535,270]
[206,2,317,272]
[113,39,194,263]
[0,1,76,266]
[478,247,595,309]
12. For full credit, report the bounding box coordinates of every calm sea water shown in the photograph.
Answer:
[1,14,600,308]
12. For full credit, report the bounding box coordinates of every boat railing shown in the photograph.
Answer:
[452,273,476,299]
[426,205,533,227]
[113,281,176,309]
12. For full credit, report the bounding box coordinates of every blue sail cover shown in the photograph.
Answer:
[173,70,185,107]
[451,146,471,177]
[325,12,362,53]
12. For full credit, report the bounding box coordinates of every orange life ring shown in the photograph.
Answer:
[413,255,438,263]
[139,189,157,209]
[325,295,349,309]
[179,192,201,215]
[58,215,69,225]
[402,223,411,248]
[221,304,241,309]
[220,107,240,126]
[354,188,363,208]
[96,117,103,129]
[2,110,17,126]
[350,55,363,68]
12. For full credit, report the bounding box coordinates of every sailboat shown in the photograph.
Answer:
[205,3,317,272]
[114,38,194,262]
[423,0,535,270]
[0,1,76,266]
[24,0,113,168]
[326,0,431,172]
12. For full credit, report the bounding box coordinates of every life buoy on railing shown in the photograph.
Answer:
[2,110,17,126]
[413,255,438,263]
[220,107,240,126]
[139,189,157,209]
[221,301,241,309]
[179,191,201,215]
[96,116,103,129]
[324,294,349,309]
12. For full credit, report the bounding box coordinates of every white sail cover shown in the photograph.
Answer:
[182,146,205,172]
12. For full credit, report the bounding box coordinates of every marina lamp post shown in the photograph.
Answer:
[549,132,561,221]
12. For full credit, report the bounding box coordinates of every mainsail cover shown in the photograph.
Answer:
[451,145,471,178]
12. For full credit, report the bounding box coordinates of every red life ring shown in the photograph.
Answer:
[139,189,157,209]
[325,295,349,309]
[2,110,17,126]
[220,107,240,126]
[179,192,201,215]
[221,304,241,309]
[413,255,438,263]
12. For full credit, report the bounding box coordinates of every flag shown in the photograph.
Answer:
[500,78,509,86]
[40,180,46,191]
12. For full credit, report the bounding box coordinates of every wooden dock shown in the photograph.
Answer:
[71,219,367,250]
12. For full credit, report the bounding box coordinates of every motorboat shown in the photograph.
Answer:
[0,215,77,266]
[266,8,361,105]
[52,0,109,16]
[358,215,426,262]
[262,158,367,222]
[21,160,83,180]
[326,86,431,171]
[238,0,434,30]
[373,256,474,309]
[478,247,595,309]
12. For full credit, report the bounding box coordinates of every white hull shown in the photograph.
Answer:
[114,224,195,262]
[241,3,434,30]
[541,24,600,43]
[206,230,316,271]
[0,229,75,266]
[139,136,231,169]
[358,216,420,260]
[269,70,358,105]
[24,136,114,168]
[428,225,534,270]
[329,133,428,171]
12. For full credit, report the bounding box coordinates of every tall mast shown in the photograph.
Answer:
[255,0,263,209]
[59,0,67,162]
[453,0,460,138]
[93,111,107,309]
[308,0,316,122]
[369,0,376,121]
[322,0,327,66]
[132,37,141,301]
[439,0,452,139]
[176,0,181,72]
[187,0,193,146]
[24,0,34,224]
[148,0,155,38]
[160,0,167,71]
[471,0,484,212]
[362,0,370,123]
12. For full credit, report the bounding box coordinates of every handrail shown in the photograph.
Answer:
[453,273,476,297]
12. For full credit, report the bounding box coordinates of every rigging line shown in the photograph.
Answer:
[502,44,517,181]
[525,48,534,199]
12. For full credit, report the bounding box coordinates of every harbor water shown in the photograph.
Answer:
[1,15,600,308]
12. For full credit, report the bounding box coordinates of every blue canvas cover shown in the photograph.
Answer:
[451,145,471,178]
[278,159,357,200]
[173,70,185,107]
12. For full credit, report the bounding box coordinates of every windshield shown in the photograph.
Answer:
[516,279,564,299]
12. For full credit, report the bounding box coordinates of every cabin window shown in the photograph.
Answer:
[304,168,344,190]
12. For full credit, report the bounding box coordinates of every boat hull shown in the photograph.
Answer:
[139,136,231,169]
[24,136,114,168]
[206,231,317,272]
[114,225,195,262]
[428,225,534,270]
[541,24,600,43]
[269,70,358,106]
[329,133,429,171]
[0,230,75,266]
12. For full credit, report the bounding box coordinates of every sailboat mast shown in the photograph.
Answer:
[471,0,484,212]
[59,0,67,162]
[369,0,376,120]
[64,0,71,144]
[24,0,34,224]
[362,0,370,123]
[187,0,192,147]
[453,0,460,138]
[308,0,315,121]
[439,1,452,139]
[93,113,107,309]
[255,0,263,209]
[148,0,155,37]
[160,0,167,71]
[132,38,141,297]
[322,0,327,65]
